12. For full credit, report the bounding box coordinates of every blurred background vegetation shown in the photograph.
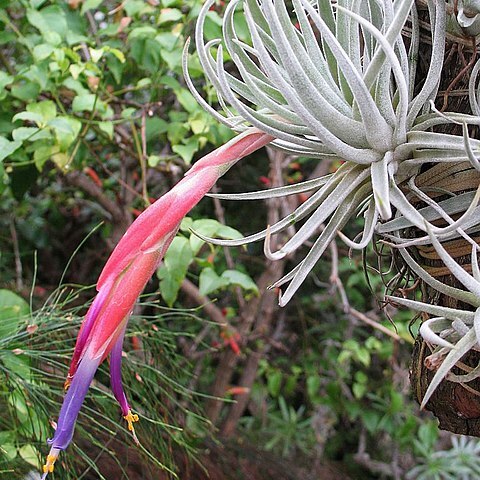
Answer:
[1,1,479,479]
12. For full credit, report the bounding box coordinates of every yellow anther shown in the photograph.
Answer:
[43,454,57,474]
[123,410,140,445]
[124,410,139,431]
[64,375,73,391]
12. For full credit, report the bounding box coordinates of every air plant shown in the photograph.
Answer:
[40,0,480,474]
[185,0,480,306]
[184,0,480,418]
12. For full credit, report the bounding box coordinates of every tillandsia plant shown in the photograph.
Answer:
[184,0,480,307]
[41,0,480,475]
[184,0,480,430]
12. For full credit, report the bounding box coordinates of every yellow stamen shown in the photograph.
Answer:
[64,375,73,391]
[42,453,57,474]
[123,410,140,445]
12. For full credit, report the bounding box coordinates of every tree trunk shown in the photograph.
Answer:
[407,8,480,434]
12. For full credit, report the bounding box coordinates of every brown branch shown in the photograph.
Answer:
[64,170,129,227]
[9,218,23,291]
[180,277,229,328]
[206,149,290,427]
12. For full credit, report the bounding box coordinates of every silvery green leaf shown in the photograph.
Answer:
[388,181,480,236]
[419,317,455,349]
[469,58,480,116]
[462,122,480,171]
[398,247,480,307]
[407,0,446,126]
[338,198,378,249]
[333,4,409,143]
[385,296,475,324]
[371,152,392,220]
[269,166,370,258]
[279,183,370,306]
[208,175,332,200]
[362,0,414,90]
[421,327,477,409]
[301,0,393,152]
[426,224,480,298]
[472,245,480,283]
[191,168,347,247]
[377,191,478,233]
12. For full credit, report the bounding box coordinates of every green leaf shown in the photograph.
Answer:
[11,82,41,101]
[362,410,380,433]
[26,5,68,41]
[160,48,182,70]
[122,107,137,119]
[69,63,84,80]
[26,100,57,126]
[33,43,54,61]
[0,289,29,340]
[106,46,126,63]
[98,121,113,139]
[0,435,16,461]
[128,26,157,40]
[158,8,183,24]
[33,144,54,170]
[89,47,104,63]
[180,217,193,232]
[172,137,199,165]
[166,121,188,144]
[0,137,22,162]
[81,0,103,14]
[51,152,69,169]
[12,111,44,125]
[49,116,81,151]
[199,267,229,296]
[19,444,40,468]
[176,89,199,113]
[0,71,13,92]
[147,154,161,167]
[124,0,153,17]
[267,370,282,398]
[158,237,194,306]
[221,270,259,294]
[155,32,178,51]
[164,236,194,274]
[306,375,321,401]
[72,93,97,112]
[12,127,50,142]
[189,111,209,135]
[216,224,243,241]
[189,219,220,254]
[106,54,124,84]
[130,37,162,73]
[355,347,370,367]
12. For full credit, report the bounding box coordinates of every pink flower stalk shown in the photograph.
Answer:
[41,128,273,478]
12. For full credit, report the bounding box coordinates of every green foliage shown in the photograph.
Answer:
[0,0,235,201]
[0,289,30,339]
[0,1,470,478]
[407,436,480,480]
[0,286,207,478]
[157,217,257,306]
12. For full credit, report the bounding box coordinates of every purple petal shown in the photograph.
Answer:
[110,324,130,416]
[110,326,140,444]
[48,355,100,451]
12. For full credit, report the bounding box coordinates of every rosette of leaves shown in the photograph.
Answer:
[184,0,480,309]
[183,0,480,424]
